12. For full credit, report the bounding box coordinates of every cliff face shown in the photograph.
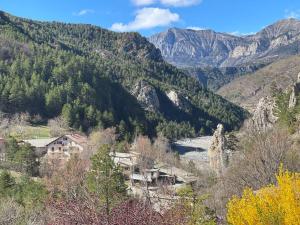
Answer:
[131,80,160,113]
[166,90,191,112]
[149,19,300,68]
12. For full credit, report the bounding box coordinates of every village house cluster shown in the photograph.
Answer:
[111,151,198,194]
[0,134,198,194]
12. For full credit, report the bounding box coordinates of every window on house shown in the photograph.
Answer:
[59,147,61,151]
[51,147,54,152]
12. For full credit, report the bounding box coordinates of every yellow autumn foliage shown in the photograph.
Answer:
[227,168,300,225]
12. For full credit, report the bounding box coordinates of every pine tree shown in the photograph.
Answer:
[87,144,127,217]
[0,171,16,198]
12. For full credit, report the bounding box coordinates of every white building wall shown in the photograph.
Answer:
[46,136,84,159]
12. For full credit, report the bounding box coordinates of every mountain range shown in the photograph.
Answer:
[3,10,299,138]
[0,11,247,139]
[149,18,300,69]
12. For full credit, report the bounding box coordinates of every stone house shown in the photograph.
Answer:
[24,134,88,163]
[45,134,87,159]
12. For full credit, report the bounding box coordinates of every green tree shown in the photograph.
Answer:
[87,144,127,217]
[118,120,127,141]
[5,138,19,161]
[0,171,16,198]
[274,90,297,133]
[14,175,47,208]
[4,138,39,176]
[177,185,216,225]
[14,144,39,176]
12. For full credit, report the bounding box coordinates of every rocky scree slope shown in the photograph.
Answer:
[217,55,300,111]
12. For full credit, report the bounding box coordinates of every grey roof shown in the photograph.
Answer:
[157,164,198,183]
[111,152,139,167]
[130,174,153,182]
[23,138,58,148]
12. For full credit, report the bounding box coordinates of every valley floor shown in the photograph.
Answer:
[174,136,213,170]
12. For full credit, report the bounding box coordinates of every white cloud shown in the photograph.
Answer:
[229,31,241,36]
[228,31,255,36]
[132,0,156,6]
[131,0,202,7]
[74,9,94,16]
[285,9,300,19]
[187,26,206,30]
[111,7,179,32]
[160,0,201,7]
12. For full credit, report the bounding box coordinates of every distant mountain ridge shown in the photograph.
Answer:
[149,18,300,68]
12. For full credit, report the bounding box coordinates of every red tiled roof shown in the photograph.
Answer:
[45,134,88,147]
[65,134,88,145]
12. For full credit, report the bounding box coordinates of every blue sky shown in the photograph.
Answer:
[1,0,300,36]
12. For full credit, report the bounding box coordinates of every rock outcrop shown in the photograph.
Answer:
[208,124,229,175]
[289,72,300,108]
[166,90,190,111]
[131,80,160,113]
[248,97,278,131]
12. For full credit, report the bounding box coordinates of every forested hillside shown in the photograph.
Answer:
[184,64,265,91]
[0,11,248,139]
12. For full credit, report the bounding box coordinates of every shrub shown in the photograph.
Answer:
[227,167,300,225]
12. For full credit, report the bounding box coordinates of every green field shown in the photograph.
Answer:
[9,125,52,140]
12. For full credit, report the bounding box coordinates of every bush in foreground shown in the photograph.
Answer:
[227,167,300,225]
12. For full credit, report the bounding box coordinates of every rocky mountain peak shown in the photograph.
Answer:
[149,27,242,67]
[149,18,300,68]
[258,18,300,39]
